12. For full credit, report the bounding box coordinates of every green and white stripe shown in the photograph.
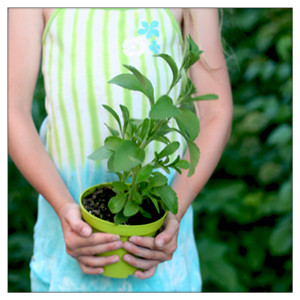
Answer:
[42,8,185,187]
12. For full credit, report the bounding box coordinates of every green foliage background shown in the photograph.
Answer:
[8,8,292,292]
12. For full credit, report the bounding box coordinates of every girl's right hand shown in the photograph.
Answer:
[58,203,123,275]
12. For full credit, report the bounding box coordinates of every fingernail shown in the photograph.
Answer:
[98,268,104,274]
[115,241,123,249]
[124,242,131,250]
[112,235,120,241]
[112,255,119,263]
[129,236,136,243]
[156,238,164,248]
[81,226,91,237]
[123,254,130,262]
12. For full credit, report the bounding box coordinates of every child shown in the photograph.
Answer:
[8,8,232,292]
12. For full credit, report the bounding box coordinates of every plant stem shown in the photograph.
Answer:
[121,171,128,183]
[166,84,174,96]
[139,120,164,150]
[128,169,138,202]
[127,119,168,201]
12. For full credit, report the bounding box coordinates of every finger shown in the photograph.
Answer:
[73,240,123,256]
[128,236,156,249]
[155,214,179,248]
[133,266,157,279]
[78,254,120,268]
[64,206,92,237]
[123,253,159,270]
[66,232,120,250]
[77,261,104,275]
[124,241,166,261]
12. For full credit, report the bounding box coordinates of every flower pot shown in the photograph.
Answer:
[79,183,167,278]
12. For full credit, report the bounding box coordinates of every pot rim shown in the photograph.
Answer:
[79,182,167,236]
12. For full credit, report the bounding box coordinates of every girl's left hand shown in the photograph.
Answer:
[123,212,180,279]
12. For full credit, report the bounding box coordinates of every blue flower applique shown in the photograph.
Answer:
[149,40,160,54]
[137,21,159,39]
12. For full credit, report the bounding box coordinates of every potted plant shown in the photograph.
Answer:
[79,35,218,278]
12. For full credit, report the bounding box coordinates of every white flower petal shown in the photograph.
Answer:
[123,36,148,57]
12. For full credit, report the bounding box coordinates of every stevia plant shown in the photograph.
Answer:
[88,35,218,224]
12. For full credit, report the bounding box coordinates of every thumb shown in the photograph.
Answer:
[155,213,179,248]
[64,204,92,237]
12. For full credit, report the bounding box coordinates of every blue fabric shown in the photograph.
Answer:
[30,168,202,292]
[30,270,50,292]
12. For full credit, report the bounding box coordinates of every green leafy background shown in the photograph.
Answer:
[8,8,292,292]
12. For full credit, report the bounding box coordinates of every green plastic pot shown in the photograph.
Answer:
[79,183,167,278]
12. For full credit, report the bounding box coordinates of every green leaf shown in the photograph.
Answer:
[175,108,200,141]
[87,146,112,161]
[181,135,199,176]
[104,123,120,136]
[113,140,145,172]
[153,185,178,214]
[182,94,219,103]
[181,35,202,71]
[258,162,282,184]
[154,53,178,86]
[278,179,292,212]
[120,105,130,136]
[133,190,143,204]
[177,76,197,103]
[147,193,160,214]
[186,138,200,177]
[149,172,168,188]
[120,104,130,122]
[126,122,135,138]
[187,34,202,55]
[104,136,122,151]
[169,127,200,176]
[157,162,171,174]
[107,153,116,172]
[167,154,180,166]
[130,118,144,128]
[267,124,292,146]
[269,214,292,256]
[108,193,127,214]
[149,95,180,120]
[158,141,180,159]
[139,206,152,219]
[239,111,269,134]
[108,74,144,94]
[182,51,200,71]
[123,64,154,103]
[112,181,128,192]
[152,135,170,144]
[137,165,153,183]
[102,104,122,130]
[175,159,190,169]
[124,200,140,217]
[139,118,152,140]
[114,211,128,225]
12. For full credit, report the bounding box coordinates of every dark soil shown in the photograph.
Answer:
[82,187,116,223]
[82,186,164,225]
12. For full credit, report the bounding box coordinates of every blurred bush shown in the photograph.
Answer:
[193,8,292,292]
[8,8,292,292]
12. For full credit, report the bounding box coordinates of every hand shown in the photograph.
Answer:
[123,212,180,279]
[59,203,123,275]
